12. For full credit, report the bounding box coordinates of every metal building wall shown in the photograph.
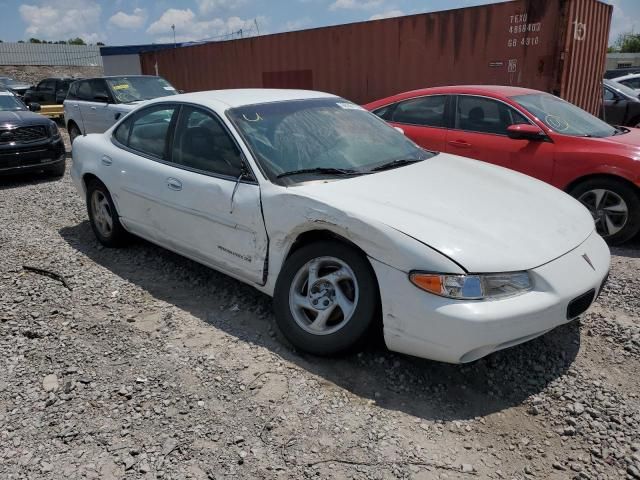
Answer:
[0,43,103,67]
[140,0,612,114]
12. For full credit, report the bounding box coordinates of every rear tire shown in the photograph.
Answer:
[570,178,640,245]
[273,241,379,356]
[86,180,128,247]
[68,123,81,145]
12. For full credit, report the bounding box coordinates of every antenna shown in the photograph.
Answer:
[254,18,260,36]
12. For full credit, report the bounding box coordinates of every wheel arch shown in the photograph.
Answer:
[564,172,640,197]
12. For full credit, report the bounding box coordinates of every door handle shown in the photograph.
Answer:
[101,155,113,166]
[167,178,182,191]
[73,104,79,108]
[90,107,97,111]
[448,140,472,149]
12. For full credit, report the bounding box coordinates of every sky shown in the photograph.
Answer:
[0,0,636,46]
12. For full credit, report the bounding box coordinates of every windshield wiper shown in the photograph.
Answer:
[369,158,424,172]
[277,167,362,179]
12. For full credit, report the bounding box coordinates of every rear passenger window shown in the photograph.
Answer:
[77,81,93,101]
[455,96,529,135]
[115,106,177,159]
[172,106,243,178]
[390,96,448,127]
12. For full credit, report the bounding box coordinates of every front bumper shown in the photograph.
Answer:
[373,231,610,363]
[0,138,65,176]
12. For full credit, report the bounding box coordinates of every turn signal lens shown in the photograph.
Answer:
[410,271,532,300]
[409,274,443,295]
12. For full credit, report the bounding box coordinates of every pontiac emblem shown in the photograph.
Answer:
[582,254,595,271]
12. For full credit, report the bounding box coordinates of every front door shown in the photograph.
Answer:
[445,95,556,183]
[160,105,268,283]
[602,86,628,126]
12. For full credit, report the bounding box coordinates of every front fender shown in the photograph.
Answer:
[261,190,464,295]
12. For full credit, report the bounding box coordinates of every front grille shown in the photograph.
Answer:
[567,289,596,320]
[0,126,48,144]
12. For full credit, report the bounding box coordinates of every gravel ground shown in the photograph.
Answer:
[1,146,639,479]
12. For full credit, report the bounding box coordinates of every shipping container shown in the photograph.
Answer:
[140,0,612,115]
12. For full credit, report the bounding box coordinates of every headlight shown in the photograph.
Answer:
[409,271,532,300]
[48,122,60,138]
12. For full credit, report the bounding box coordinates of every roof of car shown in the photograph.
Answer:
[152,89,338,109]
[364,85,545,109]
[407,85,540,97]
[612,73,640,81]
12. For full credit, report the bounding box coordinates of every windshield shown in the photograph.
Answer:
[605,79,639,99]
[0,93,26,111]
[512,93,616,138]
[228,98,433,182]
[106,77,178,103]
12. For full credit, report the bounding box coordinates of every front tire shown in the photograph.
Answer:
[570,178,640,245]
[86,180,128,247]
[274,241,379,356]
[47,159,66,178]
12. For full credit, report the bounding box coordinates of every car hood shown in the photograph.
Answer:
[0,110,49,126]
[597,127,640,149]
[293,154,595,273]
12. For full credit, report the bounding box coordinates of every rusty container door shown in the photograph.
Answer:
[558,0,612,115]
[140,0,611,114]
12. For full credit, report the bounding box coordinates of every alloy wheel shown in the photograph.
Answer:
[578,188,629,237]
[288,256,359,336]
[91,190,114,238]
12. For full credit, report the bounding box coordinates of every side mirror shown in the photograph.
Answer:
[507,124,546,141]
[114,112,122,121]
[394,126,405,135]
[28,102,41,112]
[94,93,110,103]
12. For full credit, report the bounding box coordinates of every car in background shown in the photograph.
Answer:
[70,89,609,364]
[365,85,640,244]
[23,77,78,106]
[0,76,31,97]
[0,89,66,177]
[609,72,640,95]
[64,75,179,143]
[605,67,640,80]
[602,79,640,127]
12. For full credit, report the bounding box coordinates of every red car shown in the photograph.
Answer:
[365,86,640,244]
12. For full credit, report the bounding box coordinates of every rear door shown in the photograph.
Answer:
[446,95,556,182]
[373,95,448,151]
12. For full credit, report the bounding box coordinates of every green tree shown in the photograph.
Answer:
[614,32,640,53]
[67,37,86,45]
[29,38,42,43]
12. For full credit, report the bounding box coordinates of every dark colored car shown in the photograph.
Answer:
[0,89,66,177]
[23,77,78,105]
[604,67,640,80]
[602,79,640,127]
[0,76,31,97]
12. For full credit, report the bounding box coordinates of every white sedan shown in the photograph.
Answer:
[71,89,610,363]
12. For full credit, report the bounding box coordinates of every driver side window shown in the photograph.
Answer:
[455,95,530,135]
[172,106,244,178]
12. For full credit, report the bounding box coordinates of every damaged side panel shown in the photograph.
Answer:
[259,187,464,296]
